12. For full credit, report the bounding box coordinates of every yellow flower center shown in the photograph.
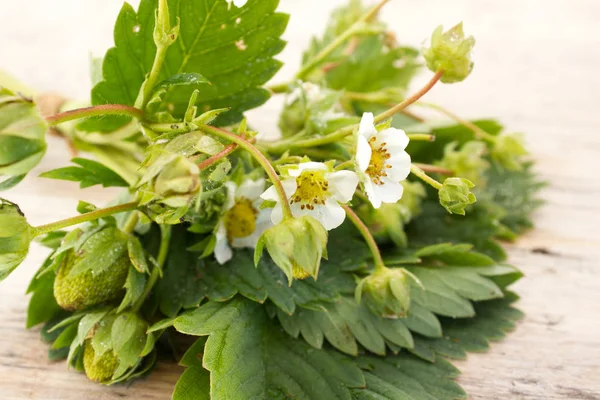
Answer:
[224,198,258,240]
[290,170,329,210]
[292,264,311,280]
[365,137,391,185]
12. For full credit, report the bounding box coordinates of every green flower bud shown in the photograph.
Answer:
[491,133,527,171]
[54,226,131,311]
[255,215,328,285]
[356,267,411,319]
[438,177,477,215]
[153,155,201,208]
[0,88,48,189]
[0,199,32,281]
[437,141,490,187]
[359,181,426,247]
[83,339,119,383]
[423,23,475,83]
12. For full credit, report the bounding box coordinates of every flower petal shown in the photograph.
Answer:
[379,128,410,150]
[214,223,233,265]
[289,161,329,177]
[363,178,383,209]
[356,134,372,173]
[328,170,359,203]
[224,181,238,210]
[269,202,284,225]
[374,178,405,203]
[238,178,265,201]
[290,200,346,230]
[261,178,297,202]
[387,151,411,181]
[359,112,377,138]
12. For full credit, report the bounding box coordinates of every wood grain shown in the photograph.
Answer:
[1,1,599,399]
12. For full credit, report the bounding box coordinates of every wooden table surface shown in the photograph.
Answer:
[1,1,599,399]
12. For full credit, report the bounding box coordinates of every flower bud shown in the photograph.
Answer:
[83,339,119,383]
[437,141,490,187]
[491,133,527,171]
[438,177,477,215]
[153,155,201,208]
[423,23,475,83]
[356,267,411,319]
[54,226,131,311]
[0,88,48,189]
[255,215,328,285]
[0,199,32,281]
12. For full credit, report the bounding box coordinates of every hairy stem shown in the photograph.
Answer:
[199,125,293,219]
[412,163,454,176]
[410,164,443,190]
[417,101,497,142]
[45,105,143,126]
[374,70,444,124]
[343,205,386,271]
[122,212,140,234]
[33,202,139,237]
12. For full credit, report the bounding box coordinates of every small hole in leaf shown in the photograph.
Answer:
[133,25,141,33]
[235,39,247,51]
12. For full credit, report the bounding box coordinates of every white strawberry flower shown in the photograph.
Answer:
[214,178,272,264]
[261,162,359,231]
[355,112,411,209]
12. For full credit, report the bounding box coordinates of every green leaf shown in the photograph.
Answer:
[127,235,150,274]
[89,0,288,131]
[483,161,546,235]
[326,36,420,94]
[172,298,365,400]
[117,266,147,313]
[275,296,414,356]
[352,354,466,400]
[157,226,353,316]
[173,365,211,400]
[0,88,48,189]
[410,292,524,362]
[39,158,129,188]
[26,257,62,328]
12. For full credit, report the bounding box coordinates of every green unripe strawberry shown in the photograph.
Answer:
[54,227,131,311]
[83,340,119,383]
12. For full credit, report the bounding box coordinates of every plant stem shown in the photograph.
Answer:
[410,164,443,190]
[199,125,293,219]
[33,202,139,237]
[197,143,238,170]
[264,71,445,154]
[407,133,435,142]
[417,101,497,142]
[412,163,454,176]
[122,212,140,234]
[343,205,386,271]
[374,70,444,124]
[45,105,143,126]
[133,225,171,313]
[295,0,389,81]
[335,160,356,171]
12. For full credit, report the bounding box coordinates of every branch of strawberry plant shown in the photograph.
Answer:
[198,125,294,219]
[45,104,144,126]
[270,0,390,91]
[32,201,139,237]
[262,71,445,154]
[343,205,385,271]
[413,163,454,175]
[410,164,443,190]
[417,101,497,142]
